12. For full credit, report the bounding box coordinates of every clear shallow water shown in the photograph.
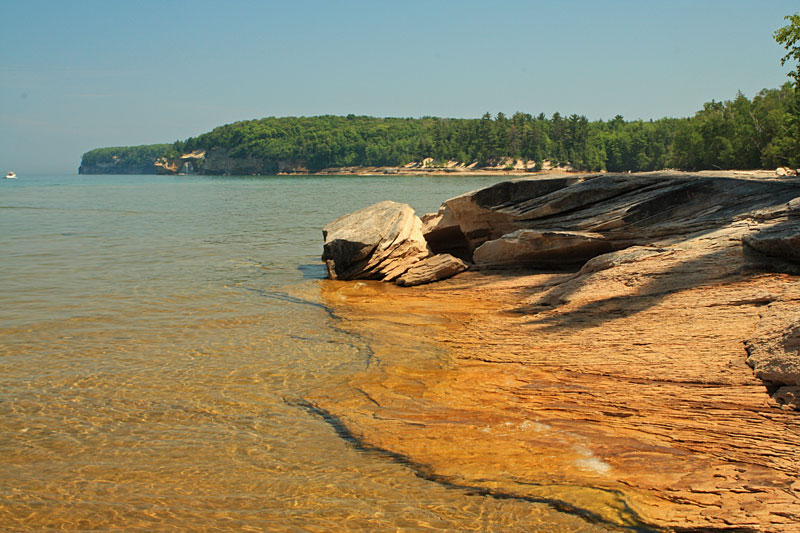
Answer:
[0,174,604,530]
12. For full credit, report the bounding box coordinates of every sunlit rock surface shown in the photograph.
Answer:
[425,172,800,260]
[473,229,612,268]
[311,172,800,531]
[746,301,800,410]
[395,253,468,287]
[321,200,431,281]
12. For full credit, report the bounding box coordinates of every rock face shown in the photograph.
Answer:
[473,229,612,268]
[424,173,800,266]
[199,148,307,175]
[78,160,157,175]
[744,223,800,263]
[321,201,431,282]
[153,148,309,175]
[395,254,469,286]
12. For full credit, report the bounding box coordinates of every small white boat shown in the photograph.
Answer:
[5,171,16,179]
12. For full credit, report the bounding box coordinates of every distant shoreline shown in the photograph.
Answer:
[278,166,571,177]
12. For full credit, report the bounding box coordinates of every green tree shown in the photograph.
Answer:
[775,14,800,86]
[774,13,800,166]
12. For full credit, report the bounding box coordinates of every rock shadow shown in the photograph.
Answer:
[518,242,799,332]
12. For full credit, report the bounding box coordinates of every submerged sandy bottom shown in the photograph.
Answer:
[309,234,800,531]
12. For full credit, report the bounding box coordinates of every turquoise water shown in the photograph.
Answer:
[0,174,603,530]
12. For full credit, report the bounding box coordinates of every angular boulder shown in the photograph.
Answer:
[473,229,612,268]
[322,201,431,281]
[745,301,800,409]
[395,254,469,287]
[743,223,800,263]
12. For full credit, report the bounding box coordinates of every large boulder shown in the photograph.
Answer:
[472,229,612,268]
[743,225,800,263]
[322,201,431,281]
[742,198,800,263]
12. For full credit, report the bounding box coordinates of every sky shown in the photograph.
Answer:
[1,0,797,174]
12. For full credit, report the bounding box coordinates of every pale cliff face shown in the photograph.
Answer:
[155,148,308,175]
[195,149,308,175]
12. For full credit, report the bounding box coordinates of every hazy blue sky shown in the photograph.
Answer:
[1,0,797,174]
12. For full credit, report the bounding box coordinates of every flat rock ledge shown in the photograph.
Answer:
[315,172,800,530]
[473,229,612,268]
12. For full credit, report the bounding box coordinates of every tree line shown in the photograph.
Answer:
[80,85,797,174]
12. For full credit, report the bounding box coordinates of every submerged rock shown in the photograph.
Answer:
[321,200,431,281]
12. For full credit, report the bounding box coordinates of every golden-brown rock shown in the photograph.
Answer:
[309,172,800,531]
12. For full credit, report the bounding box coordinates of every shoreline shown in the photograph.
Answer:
[310,261,800,530]
[280,167,785,179]
[309,172,800,530]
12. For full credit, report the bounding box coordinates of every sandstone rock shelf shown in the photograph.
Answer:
[311,171,800,531]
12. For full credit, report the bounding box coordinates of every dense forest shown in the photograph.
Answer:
[80,85,798,174]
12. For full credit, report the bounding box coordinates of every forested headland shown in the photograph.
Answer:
[79,15,800,176]
[79,144,173,174]
[78,84,799,175]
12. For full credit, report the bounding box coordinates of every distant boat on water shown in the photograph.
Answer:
[5,171,17,179]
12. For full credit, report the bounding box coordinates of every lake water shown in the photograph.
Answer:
[0,174,605,531]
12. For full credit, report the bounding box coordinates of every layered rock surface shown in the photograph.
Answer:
[321,200,467,286]
[425,172,800,267]
[313,172,800,531]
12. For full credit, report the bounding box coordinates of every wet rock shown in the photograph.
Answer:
[313,173,800,530]
[322,201,431,281]
[473,229,612,268]
[395,254,469,287]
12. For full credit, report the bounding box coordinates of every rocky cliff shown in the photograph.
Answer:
[78,159,158,175]
[155,148,309,175]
